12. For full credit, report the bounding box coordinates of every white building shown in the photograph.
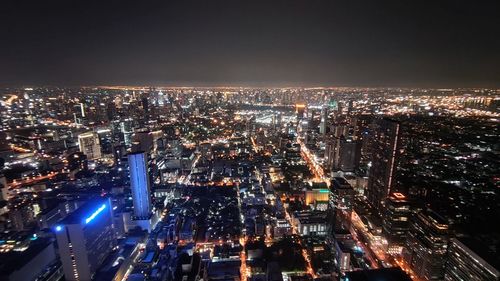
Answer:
[78,132,102,160]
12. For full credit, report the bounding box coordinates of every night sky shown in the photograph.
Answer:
[1,0,499,87]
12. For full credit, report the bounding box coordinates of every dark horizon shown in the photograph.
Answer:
[1,0,500,88]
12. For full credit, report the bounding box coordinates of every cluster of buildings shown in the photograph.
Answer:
[0,87,498,281]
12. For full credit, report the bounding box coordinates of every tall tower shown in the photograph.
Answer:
[54,197,116,281]
[319,106,328,135]
[128,151,152,219]
[73,103,86,125]
[366,118,401,213]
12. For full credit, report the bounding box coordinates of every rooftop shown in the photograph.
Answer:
[58,197,110,226]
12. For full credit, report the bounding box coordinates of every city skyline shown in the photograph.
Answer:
[0,87,498,281]
[0,1,499,281]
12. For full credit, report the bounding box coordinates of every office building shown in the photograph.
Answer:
[330,177,355,231]
[325,136,340,170]
[305,182,330,209]
[73,103,86,125]
[403,209,450,281]
[78,132,102,160]
[0,238,59,281]
[121,119,134,147]
[291,211,328,236]
[383,192,411,254]
[54,197,116,281]
[330,177,354,211]
[105,101,116,122]
[338,136,361,172]
[444,238,500,281]
[366,118,401,213]
[128,151,153,231]
[319,106,328,135]
[132,129,153,153]
[305,189,329,209]
[96,128,113,155]
[335,239,353,273]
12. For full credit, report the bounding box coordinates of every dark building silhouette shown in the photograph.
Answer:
[367,118,401,214]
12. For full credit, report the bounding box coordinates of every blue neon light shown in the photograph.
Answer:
[85,203,107,224]
[55,225,63,232]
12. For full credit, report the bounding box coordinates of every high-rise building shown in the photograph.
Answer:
[96,128,113,155]
[382,192,411,255]
[338,136,361,172]
[128,151,152,219]
[78,132,102,160]
[330,177,354,231]
[325,136,361,172]
[54,197,116,281]
[132,129,153,153]
[367,118,401,213]
[8,204,35,231]
[73,103,86,125]
[330,177,354,212]
[444,238,500,281]
[105,101,116,122]
[141,96,149,124]
[319,106,328,135]
[403,209,450,281]
[295,103,306,120]
[325,136,340,171]
[120,119,134,147]
[276,112,282,130]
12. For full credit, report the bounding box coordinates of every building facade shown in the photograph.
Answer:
[55,197,116,281]
[366,118,401,214]
[403,209,450,281]
[128,151,153,228]
[78,132,102,160]
[445,238,500,281]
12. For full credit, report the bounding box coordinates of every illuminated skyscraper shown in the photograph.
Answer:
[366,118,401,213]
[96,128,113,155]
[383,192,411,254]
[78,132,102,160]
[445,238,500,281]
[128,151,152,219]
[54,198,116,281]
[403,209,450,281]
[73,103,86,125]
[120,119,134,147]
